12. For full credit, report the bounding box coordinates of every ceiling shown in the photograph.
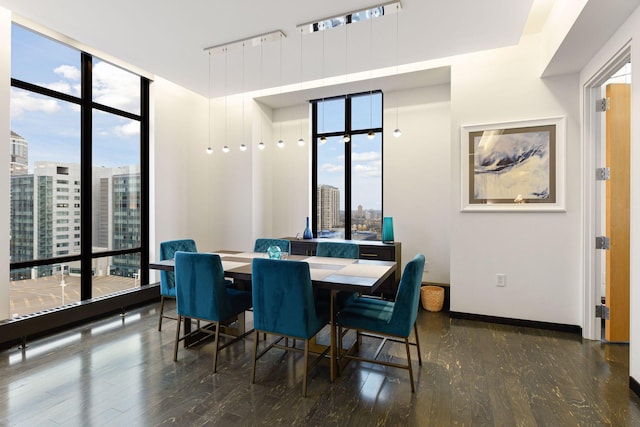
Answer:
[1,0,538,100]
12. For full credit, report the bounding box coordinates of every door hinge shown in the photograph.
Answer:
[596,167,610,181]
[595,236,610,250]
[596,304,610,320]
[596,97,610,112]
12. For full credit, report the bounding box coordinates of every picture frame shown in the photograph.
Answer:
[461,117,566,212]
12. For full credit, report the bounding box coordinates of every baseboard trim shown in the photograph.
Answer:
[631,376,640,398]
[449,311,582,335]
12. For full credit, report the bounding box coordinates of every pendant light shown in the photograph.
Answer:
[277,33,284,148]
[258,36,265,150]
[297,27,305,147]
[206,50,214,154]
[319,24,327,145]
[342,22,350,144]
[222,47,230,153]
[240,42,247,152]
[367,15,375,141]
[393,3,401,138]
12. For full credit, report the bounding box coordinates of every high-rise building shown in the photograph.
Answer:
[111,171,141,278]
[34,162,81,260]
[10,131,34,280]
[317,184,341,231]
[10,130,28,176]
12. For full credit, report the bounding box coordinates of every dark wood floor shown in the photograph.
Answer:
[1,302,639,427]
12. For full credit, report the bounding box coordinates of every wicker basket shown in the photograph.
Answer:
[421,285,444,312]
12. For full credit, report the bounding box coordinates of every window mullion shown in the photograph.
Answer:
[139,77,150,288]
[80,52,93,300]
[344,96,352,240]
[311,101,319,237]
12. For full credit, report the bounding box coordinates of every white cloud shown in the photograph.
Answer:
[10,88,60,118]
[320,163,344,173]
[44,81,72,94]
[54,65,81,81]
[352,151,381,162]
[354,163,381,177]
[114,121,140,137]
[92,61,139,113]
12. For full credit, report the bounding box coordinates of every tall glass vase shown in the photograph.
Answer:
[303,217,313,239]
[382,217,394,243]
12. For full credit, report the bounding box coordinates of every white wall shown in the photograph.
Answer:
[384,84,451,281]
[251,101,274,240]
[0,8,11,320]
[270,104,311,239]
[579,3,640,385]
[449,35,582,325]
[151,76,207,259]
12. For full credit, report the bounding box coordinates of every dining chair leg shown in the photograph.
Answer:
[158,296,166,331]
[404,337,415,393]
[414,323,422,366]
[173,315,182,361]
[212,321,221,373]
[303,339,310,397]
[251,330,259,384]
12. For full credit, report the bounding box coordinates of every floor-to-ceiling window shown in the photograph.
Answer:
[8,23,149,319]
[312,91,383,240]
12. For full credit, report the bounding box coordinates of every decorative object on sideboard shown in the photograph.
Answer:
[303,217,313,239]
[382,217,394,243]
[267,246,282,260]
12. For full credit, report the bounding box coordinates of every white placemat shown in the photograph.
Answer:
[335,264,392,278]
[309,268,336,281]
[221,260,250,270]
[304,256,357,266]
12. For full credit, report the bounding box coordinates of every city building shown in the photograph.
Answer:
[317,184,341,232]
[9,130,27,176]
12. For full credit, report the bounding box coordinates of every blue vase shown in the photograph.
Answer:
[382,217,394,243]
[303,217,313,239]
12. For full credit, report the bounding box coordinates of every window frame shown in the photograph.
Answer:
[9,27,150,302]
[311,91,384,240]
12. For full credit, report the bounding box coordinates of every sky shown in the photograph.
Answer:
[317,93,383,211]
[10,24,141,173]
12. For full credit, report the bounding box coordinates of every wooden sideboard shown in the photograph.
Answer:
[283,237,402,299]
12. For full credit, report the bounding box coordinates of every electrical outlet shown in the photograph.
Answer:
[496,273,506,287]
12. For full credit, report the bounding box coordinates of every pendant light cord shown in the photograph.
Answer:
[208,51,212,150]
[242,42,245,149]
[224,47,228,148]
[395,3,401,134]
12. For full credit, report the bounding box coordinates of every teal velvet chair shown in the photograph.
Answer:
[251,258,330,397]
[254,238,290,254]
[315,241,359,259]
[173,251,253,373]
[158,239,197,331]
[336,253,425,392]
[315,241,359,308]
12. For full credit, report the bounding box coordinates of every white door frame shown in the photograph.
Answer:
[582,44,631,341]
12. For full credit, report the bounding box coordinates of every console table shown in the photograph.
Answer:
[283,237,402,299]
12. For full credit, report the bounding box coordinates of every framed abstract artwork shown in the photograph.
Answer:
[461,117,566,212]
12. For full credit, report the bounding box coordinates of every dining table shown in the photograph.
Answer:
[149,250,397,381]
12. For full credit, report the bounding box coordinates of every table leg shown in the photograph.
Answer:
[330,289,337,381]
